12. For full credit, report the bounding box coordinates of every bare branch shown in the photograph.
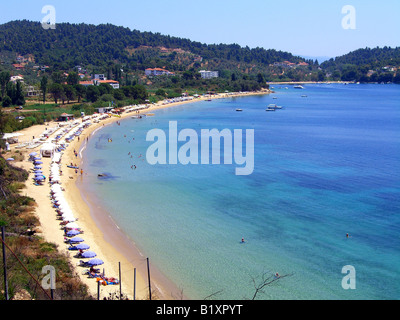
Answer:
[203,289,224,300]
[250,271,294,300]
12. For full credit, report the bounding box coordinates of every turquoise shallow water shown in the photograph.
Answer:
[81,84,400,300]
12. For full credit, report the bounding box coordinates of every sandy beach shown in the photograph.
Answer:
[6,89,269,300]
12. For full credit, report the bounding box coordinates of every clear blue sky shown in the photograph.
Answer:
[0,0,399,58]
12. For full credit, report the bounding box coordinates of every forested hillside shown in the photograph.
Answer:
[322,47,400,83]
[0,20,306,74]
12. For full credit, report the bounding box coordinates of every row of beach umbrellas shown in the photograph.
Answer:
[47,124,104,268]
[32,155,45,181]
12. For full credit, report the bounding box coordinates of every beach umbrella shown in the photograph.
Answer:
[66,230,81,237]
[6,158,14,161]
[35,161,43,164]
[66,222,80,229]
[34,176,45,181]
[34,170,43,173]
[34,157,41,160]
[29,152,37,156]
[69,236,84,243]
[87,258,104,266]
[34,166,42,169]
[75,243,90,250]
[81,251,97,258]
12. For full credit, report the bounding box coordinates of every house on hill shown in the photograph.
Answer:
[199,70,219,79]
[145,68,175,76]
[79,79,120,89]
[10,75,24,83]
[95,79,120,89]
[12,64,25,70]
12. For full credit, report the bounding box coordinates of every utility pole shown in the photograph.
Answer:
[119,262,122,299]
[133,268,136,300]
[1,226,9,300]
[147,257,151,300]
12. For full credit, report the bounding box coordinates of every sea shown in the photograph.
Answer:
[80,84,400,300]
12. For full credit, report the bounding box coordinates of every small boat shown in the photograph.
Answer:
[236,108,243,112]
[266,104,276,111]
[301,95,307,97]
[294,85,304,89]
[272,97,278,99]
[132,114,146,119]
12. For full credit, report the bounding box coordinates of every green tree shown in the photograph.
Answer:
[113,89,125,101]
[49,83,64,104]
[6,82,16,104]
[156,88,166,97]
[257,73,265,84]
[41,76,48,104]
[15,81,25,105]
[86,85,100,103]
[51,71,65,84]
[2,95,12,108]
[66,72,80,86]
[74,84,86,103]
[64,85,77,104]
[0,71,10,99]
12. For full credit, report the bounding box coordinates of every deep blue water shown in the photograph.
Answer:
[81,84,400,300]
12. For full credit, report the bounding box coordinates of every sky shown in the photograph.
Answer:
[0,0,399,59]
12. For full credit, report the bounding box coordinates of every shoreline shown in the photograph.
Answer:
[267,81,355,85]
[8,89,270,300]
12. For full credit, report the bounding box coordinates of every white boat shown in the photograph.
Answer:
[294,85,304,89]
[236,108,243,112]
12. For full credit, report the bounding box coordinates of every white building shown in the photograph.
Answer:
[80,80,120,89]
[145,68,175,76]
[96,80,120,89]
[199,70,219,79]
[93,74,106,81]
[10,75,24,83]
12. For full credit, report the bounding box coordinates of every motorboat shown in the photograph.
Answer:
[266,104,277,111]
[294,85,304,89]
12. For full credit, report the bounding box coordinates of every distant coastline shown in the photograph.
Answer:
[267,81,355,85]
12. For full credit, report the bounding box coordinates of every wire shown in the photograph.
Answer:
[0,234,53,300]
